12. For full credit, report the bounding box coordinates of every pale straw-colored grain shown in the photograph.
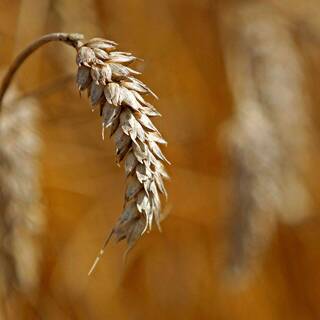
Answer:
[74,38,169,271]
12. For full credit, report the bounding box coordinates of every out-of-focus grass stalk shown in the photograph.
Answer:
[219,1,313,281]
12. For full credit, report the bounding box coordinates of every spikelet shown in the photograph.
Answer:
[49,0,102,72]
[75,38,169,253]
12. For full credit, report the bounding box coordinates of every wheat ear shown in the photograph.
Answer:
[0,33,169,275]
[0,86,43,300]
[220,3,313,278]
[75,38,169,274]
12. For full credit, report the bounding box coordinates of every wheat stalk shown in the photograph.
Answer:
[0,33,83,104]
[0,33,169,275]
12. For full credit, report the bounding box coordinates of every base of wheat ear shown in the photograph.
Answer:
[75,38,169,266]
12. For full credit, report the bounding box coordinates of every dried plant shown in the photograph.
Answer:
[0,86,43,303]
[0,33,169,275]
[219,2,313,278]
[75,38,169,273]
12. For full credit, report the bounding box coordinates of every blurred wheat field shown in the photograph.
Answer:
[1,0,320,319]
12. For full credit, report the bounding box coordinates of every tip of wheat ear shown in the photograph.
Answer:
[76,38,169,272]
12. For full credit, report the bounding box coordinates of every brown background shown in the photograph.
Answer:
[1,0,320,319]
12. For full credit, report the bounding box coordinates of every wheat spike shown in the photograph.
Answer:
[219,2,314,279]
[0,86,43,298]
[75,38,169,268]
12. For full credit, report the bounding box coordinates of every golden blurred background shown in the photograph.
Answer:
[1,0,320,319]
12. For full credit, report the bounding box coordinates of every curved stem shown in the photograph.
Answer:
[0,32,84,107]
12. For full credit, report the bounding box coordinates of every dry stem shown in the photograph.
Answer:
[0,32,83,107]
